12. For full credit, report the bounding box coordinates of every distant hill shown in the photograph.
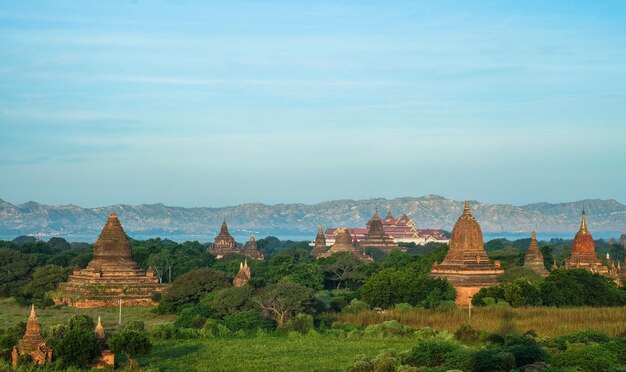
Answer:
[1,195,625,242]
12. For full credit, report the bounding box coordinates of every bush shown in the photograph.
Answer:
[454,323,480,343]
[403,339,460,367]
[125,320,145,332]
[552,344,617,372]
[507,344,549,367]
[223,310,273,335]
[174,304,213,329]
[341,299,370,314]
[363,320,408,338]
[204,285,255,319]
[54,328,100,369]
[549,329,611,350]
[473,348,515,372]
[202,319,231,338]
[285,313,314,335]
[394,303,413,312]
[158,269,230,313]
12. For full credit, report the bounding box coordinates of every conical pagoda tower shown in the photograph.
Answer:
[523,231,549,276]
[209,218,239,259]
[94,317,114,368]
[430,201,503,306]
[320,228,372,262]
[242,233,264,260]
[310,225,329,258]
[12,305,52,366]
[564,210,610,275]
[54,213,167,308]
[233,260,251,287]
[360,210,398,253]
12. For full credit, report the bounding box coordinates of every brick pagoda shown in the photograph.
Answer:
[310,225,329,258]
[320,228,372,262]
[523,231,549,276]
[242,233,264,260]
[54,213,167,308]
[359,210,399,253]
[430,201,503,306]
[208,218,239,259]
[12,305,52,367]
[233,260,251,287]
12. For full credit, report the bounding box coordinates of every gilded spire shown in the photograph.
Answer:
[531,230,537,240]
[250,232,255,242]
[373,209,380,220]
[580,209,588,233]
[463,200,471,215]
[95,316,105,340]
[29,304,36,320]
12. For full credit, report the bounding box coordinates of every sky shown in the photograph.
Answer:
[1,1,626,208]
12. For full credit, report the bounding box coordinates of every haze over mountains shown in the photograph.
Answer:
[1,195,625,242]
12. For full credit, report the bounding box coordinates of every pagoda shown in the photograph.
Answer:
[233,260,251,287]
[430,201,503,306]
[360,210,399,253]
[209,218,239,259]
[12,305,53,367]
[54,213,167,308]
[564,210,611,275]
[94,317,114,369]
[320,228,372,262]
[523,231,549,276]
[242,233,264,260]
[310,224,329,258]
[620,232,626,248]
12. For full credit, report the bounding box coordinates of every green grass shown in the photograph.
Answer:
[0,298,175,332]
[139,336,418,372]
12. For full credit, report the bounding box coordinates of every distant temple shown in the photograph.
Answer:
[563,210,623,285]
[242,233,264,260]
[310,225,329,258]
[94,317,114,369]
[12,305,52,367]
[430,201,503,306]
[233,260,251,287]
[324,211,448,246]
[620,232,626,248]
[54,213,167,307]
[359,210,398,253]
[319,228,372,262]
[208,218,240,259]
[523,231,549,276]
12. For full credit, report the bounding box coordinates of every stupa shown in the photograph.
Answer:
[320,228,372,262]
[12,305,53,367]
[54,213,167,308]
[430,201,503,306]
[208,218,239,259]
[563,210,610,275]
[233,260,251,287]
[523,231,549,276]
[360,210,399,253]
[242,233,264,260]
[310,224,329,258]
[94,317,114,369]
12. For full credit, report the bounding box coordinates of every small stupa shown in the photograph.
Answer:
[320,228,372,262]
[242,233,264,260]
[54,213,167,307]
[94,317,114,369]
[430,201,504,306]
[523,231,549,276]
[233,260,251,287]
[12,305,52,367]
[310,224,329,258]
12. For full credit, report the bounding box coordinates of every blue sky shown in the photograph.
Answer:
[1,1,625,208]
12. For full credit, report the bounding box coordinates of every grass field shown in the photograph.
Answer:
[338,306,626,338]
[0,298,175,332]
[138,337,418,372]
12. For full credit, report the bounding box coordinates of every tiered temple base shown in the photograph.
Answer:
[431,262,502,306]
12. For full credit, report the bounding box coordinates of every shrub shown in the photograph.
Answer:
[473,348,516,372]
[223,310,273,334]
[371,349,401,372]
[158,269,230,313]
[341,299,370,314]
[442,347,475,371]
[202,319,231,338]
[125,320,145,332]
[454,323,480,343]
[507,344,549,367]
[403,339,460,367]
[109,329,152,369]
[552,344,617,372]
[204,285,255,318]
[549,329,611,350]
[174,304,213,329]
[394,303,413,312]
[348,354,372,372]
[363,320,407,338]
[285,313,314,335]
[54,328,100,369]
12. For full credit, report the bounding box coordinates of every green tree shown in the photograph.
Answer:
[540,269,626,307]
[204,285,255,318]
[147,250,173,283]
[158,268,230,313]
[54,328,100,369]
[20,264,71,305]
[253,282,314,328]
[109,330,151,370]
[321,252,365,289]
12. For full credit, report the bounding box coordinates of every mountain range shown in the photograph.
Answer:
[1,195,625,242]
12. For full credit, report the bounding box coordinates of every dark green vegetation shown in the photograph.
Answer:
[0,235,625,370]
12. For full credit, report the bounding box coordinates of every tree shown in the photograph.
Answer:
[204,285,255,318]
[158,268,230,312]
[0,249,38,297]
[109,330,151,370]
[540,269,626,307]
[54,328,100,369]
[253,282,314,328]
[147,250,173,283]
[20,264,71,305]
[321,252,365,289]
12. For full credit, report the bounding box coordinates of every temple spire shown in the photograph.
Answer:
[373,209,380,220]
[463,200,471,215]
[580,209,587,233]
[29,304,36,320]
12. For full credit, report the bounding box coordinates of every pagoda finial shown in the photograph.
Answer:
[373,209,379,220]
[250,232,255,241]
[244,258,248,268]
[531,230,537,240]
[29,304,36,320]
[463,200,471,214]
[580,209,588,233]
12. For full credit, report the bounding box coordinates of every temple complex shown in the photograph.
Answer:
[12,305,53,367]
[242,233,264,260]
[54,213,167,308]
[430,201,503,306]
[359,210,399,253]
[324,212,448,246]
[563,210,610,275]
[233,260,251,287]
[209,219,239,259]
[523,231,549,276]
[94,317,114,369]
[319,228,372,262]
[310,225,329,258]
